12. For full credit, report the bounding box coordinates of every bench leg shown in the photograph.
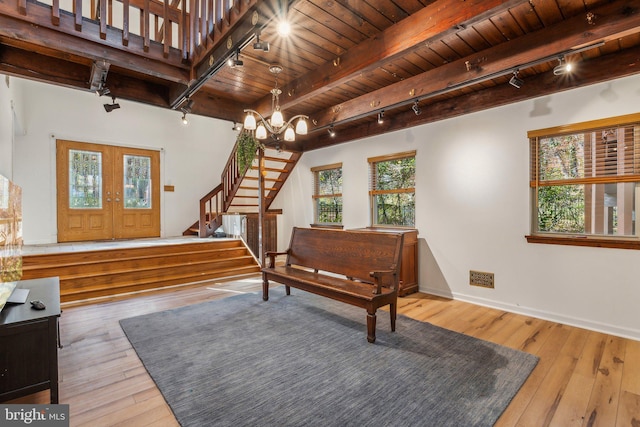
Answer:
[367,310,377,343]
[390,302,397,332]
[285,285,291,296]
[262,278,269,301]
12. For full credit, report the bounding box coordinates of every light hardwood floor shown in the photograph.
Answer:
[7,275,640,426]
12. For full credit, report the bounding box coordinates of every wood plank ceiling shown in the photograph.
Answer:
[1,0,639,152]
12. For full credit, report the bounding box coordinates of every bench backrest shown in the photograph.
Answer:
[286,227,404,284]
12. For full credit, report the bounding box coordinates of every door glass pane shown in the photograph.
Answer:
[69,149,102,209]
[124,155,151,209]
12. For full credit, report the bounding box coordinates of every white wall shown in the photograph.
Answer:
[11,78,237,243]
[0,74,19,179]
[273,74,640,341]
[8,71,640,340]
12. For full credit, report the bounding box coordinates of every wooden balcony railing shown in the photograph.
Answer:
[10,0,255,63]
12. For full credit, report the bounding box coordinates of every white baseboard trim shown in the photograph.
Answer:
[420,286,640,342]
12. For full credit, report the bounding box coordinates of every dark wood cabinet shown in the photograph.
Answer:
[0,277,61,403]
[351,228,419,296]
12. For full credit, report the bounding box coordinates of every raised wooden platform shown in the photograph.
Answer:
[21,238,260,304]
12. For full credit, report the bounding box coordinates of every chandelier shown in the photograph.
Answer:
[243,64,308,142]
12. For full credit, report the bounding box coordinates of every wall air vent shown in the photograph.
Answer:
[470,270,494,289]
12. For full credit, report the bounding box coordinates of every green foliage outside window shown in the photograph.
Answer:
[531,117,640,238]
[372,156,415,226]
[315,167,342,223]
[537,135,585,232]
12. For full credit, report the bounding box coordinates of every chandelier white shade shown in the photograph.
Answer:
[243,64,308,142]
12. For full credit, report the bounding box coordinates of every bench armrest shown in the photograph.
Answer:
[265,250,289,268]
[369,270,399,294]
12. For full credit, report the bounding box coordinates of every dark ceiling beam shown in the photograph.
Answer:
[302,46,640,151]
[0,38,247,119]
[187,91,247,123]
[250,0,529,114]
[0,8,188,84]
[0,44,89,89]
[307,0,640,131]
[103,73,174,108]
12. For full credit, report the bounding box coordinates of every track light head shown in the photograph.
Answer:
[180,98,195,114]
[412,101,421,115]
[103,97,120,112]
[377,111,384,124]
[227,58,243,68]
[181,113,188,125]
[327,126,336,137]
[253,41,270,52]
[253,33,270,52]
[278,21,291,37]
[553,57,572,75]
[227,50,243,68]
[96,86,110,96]
[509,70,524,89]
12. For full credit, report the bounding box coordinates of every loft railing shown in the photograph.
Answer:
[15,0,253,62]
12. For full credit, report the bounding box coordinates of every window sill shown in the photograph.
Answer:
[525,234,640,250]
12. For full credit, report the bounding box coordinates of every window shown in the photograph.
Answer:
[312,163,342,225]
[369,151,416,227]
[528,113,640,249]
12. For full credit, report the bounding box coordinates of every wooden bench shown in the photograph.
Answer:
[261,227,405,343]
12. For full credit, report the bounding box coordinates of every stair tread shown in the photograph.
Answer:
[61,265,261,296]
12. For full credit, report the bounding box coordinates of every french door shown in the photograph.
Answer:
[56,140,161,242]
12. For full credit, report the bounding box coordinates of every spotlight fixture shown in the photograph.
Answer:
[277,21,291,37]
[253,32,270,52]
[179,97,194,124]
[103,96,120,112]
[180,98,194,114]
[96,86,110,97]
[89,60,110,93]
[509,70,524,89]
[227,49,243,68]
[553,57,572,75]
[232,121,242,131]
[411,100,421,115]
[377,111,384,124]
[327,126,336,138]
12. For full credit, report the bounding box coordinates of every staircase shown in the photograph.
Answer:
[21,240,260,304]
[183,140,302,238]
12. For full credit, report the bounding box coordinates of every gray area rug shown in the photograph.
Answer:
[120,286,538,427]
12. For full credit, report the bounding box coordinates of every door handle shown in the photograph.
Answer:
[115,198,120,202]
[107,198,112,202]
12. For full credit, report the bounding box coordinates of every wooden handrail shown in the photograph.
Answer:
[198,183,223,237]
[222,135,256,212]
[196,136,256,237]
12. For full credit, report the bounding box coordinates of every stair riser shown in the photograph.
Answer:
[60,266,260,302]
[60,256,257,289]
[22,247,251,278]
[23,240,260,304]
